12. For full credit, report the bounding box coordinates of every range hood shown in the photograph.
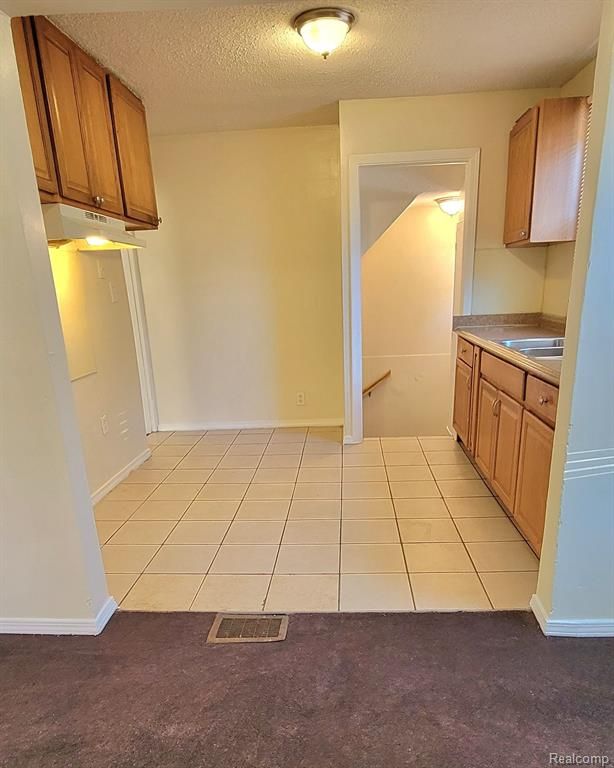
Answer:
[43,203,146,251]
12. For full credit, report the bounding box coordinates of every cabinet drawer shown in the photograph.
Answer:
[525,376,558,425]
[480,352,525,402]
[457,337,474,367]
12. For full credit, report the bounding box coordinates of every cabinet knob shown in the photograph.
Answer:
[520,229,527,238]
[93,195,105,208]
[538,395,551,405]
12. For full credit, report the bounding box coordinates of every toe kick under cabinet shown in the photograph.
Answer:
[452,338,557,555]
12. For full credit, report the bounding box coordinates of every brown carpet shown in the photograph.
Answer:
[1,611,613,768]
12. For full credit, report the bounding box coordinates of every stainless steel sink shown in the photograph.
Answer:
[499,337,565,359]
[501,337,565,350]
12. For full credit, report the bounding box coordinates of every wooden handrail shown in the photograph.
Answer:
[362,370,391,398]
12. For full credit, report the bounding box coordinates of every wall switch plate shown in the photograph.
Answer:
[296,392,305,406]
[100,414,109,435]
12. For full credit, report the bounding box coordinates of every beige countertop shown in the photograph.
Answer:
[455,325,563,385]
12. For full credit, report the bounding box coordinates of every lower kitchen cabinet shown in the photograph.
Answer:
[514,410,554,555]
[452,358,472,448]
[474,378,497,479]
[490,391,523,511]
[453,333,559,557]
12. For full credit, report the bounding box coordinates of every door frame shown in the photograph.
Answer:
[121,249,158,434]
[342,147,481,444]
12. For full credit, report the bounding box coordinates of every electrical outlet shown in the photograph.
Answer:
[296,392,305,406]
[100,414,109,435]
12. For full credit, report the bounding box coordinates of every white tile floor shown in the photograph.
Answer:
[96,428,539,613]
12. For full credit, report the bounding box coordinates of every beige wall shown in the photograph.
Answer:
[535,5,613,631]
[362,204,456,436]
[0,12,109,629]
[339,87,563,314]
[141,125,344,429]
[49,245,148,499]
[542,60,596,318]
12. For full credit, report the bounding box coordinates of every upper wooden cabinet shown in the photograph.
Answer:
[503,97,589,247]
[108,75,159,226]
[34,16,123,216]
[34,16,92,207]
[73,47,124,216]
[12,17,58,196]
[503,107,538,245]
[11,16,159,229]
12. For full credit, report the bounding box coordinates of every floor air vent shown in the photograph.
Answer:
[207,614,288,644]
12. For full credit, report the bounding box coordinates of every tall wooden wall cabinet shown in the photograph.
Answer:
[11,16,159,230]
[503,97,589,247]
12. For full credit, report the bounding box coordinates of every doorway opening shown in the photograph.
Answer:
[343,149,480,444]
[360,162,466,438]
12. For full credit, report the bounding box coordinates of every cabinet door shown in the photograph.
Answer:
[503,106,538,246]
[531,97,589,244]
[11,17,58,195]
[453,359,472,448]
[34,16,92,206]
[490,391,523,511]
[514,411,554,554]
[474,378,497,479]
[108,75,158,225]
[74,48,123,215]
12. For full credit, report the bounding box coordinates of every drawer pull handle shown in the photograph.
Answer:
[538,395,551,405]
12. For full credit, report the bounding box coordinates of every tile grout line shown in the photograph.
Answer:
[117,429,236,609]
[445,493,495,610]
[100,430,192,561]
[337,434,346,611]
[387,438,419,610]
[187,428,273,611]
[117,430,220,607]
[262,429,309,611]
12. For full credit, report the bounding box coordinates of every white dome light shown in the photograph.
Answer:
[294,8,355,59]
[436,196,464,216]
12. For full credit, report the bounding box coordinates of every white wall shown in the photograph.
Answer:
[542,60,596,318]
[362,204,456,436]
[141,125,343,429]
[534,7,613,635]
[49,246,149,499]
[0,13,110,633]
[340,87,561,315]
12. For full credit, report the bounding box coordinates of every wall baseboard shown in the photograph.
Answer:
[157,418,343,432]
[530,594,614,637]
[90,448,151,505]
[0,596,117,636]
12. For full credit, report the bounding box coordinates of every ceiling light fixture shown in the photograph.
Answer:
[294,7,355,59]
[435,196,464,216]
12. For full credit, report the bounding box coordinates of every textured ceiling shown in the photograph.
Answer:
[49,0,601,135]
